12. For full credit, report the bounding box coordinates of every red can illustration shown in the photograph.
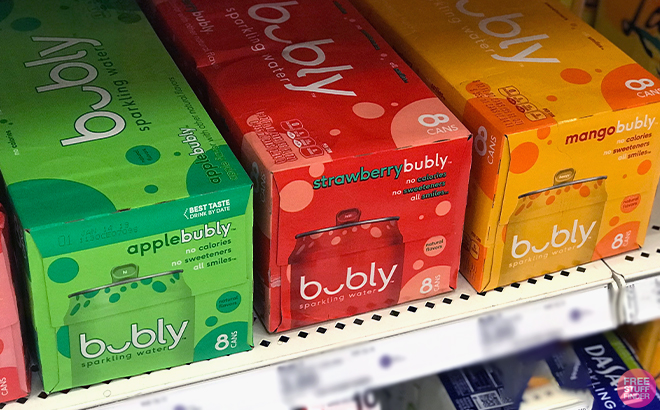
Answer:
[288,209,404,327]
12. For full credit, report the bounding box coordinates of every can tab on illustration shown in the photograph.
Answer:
[554,168,576,186]
[111,264,139,283]
[336,209,361,225]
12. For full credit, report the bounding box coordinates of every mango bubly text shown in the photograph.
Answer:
[0,0,253,392]
[351,0,660,291]
[143,0,473,332]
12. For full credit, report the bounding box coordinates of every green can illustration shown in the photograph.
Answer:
[63,270,195,386]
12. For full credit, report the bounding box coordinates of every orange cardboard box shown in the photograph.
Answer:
[352,0,660,291]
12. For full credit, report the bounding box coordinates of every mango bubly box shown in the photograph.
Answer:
[0,0,253,392]
[0,208,30,403]
[595,0,660,77]
[351,0,660,291]
[144,0,472,332]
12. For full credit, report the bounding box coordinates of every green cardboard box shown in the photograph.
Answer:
[0,0,253,392]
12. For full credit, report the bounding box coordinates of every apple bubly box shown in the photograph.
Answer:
[0,0,253,392]
[595,0,660,77]
[144,0,472,332]
[0,208,29,403]
[351,0,660,291]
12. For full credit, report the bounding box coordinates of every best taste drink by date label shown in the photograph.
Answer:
[351,0,660,291]
[144,0,473,331]
[0,0,253,392]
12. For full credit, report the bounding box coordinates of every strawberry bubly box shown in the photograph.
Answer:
[0,209,29,403]
[144,0,472,331]
[351,0,660,291]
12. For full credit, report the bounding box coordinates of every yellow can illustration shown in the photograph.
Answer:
[500,173,607,284]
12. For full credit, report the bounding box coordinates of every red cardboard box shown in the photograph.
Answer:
[145,0,473,331]
[0,209,29,403]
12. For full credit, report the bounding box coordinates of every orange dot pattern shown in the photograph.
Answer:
[610,216,619,226]
[561,68,592,85]
[514,180,605,218]
[510,142,540,174]
[638,160,652,175]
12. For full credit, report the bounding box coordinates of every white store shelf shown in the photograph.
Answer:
[2,259,616,410]
[605,188,660,324]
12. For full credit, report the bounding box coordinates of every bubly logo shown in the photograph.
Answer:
[80,319,188,359]
[300,262,398,300]
[565,115,656,145]
[181,222,231,243]
[236,1,356,96]
[511,219,596,259]
[24,37,127,146]
[456,0,559,63]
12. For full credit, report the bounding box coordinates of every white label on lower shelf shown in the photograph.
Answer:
[625,276,660,324]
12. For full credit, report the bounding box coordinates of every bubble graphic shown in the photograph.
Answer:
[11,17,41,31]
[391,102,399,107]
[560,68,592,85]
[70,304,80,316]
[537,127,551,140]
[610,216,620,226]
[141,278,153,285]
[370,227,382,238]
[329,129,341,136]
[126,145,160,165]
[331,236,341,245]
[120,286,127,292]
[118,13,141,23]
[413,260,424,270]
[638,160,652,175]
[435,201,451,216]
[424,236,446,257]
[309,163,325,177]
[352,227,358,232]
[510,142,539,174]
[48,258,79,284]
[145,185,158,194]
[580,186,591,197]
[131,283,138,289]
[0,120,7,124]
[280,180,314,212]
[0,339,3,355]
[352,102,385,119]
[595,69,602,73]
[109,294,120,303]
[83,290,99,299]
[546,196,555,205]
[174,152,181,156]
[152,281,167,293]
[57,327,70,358]
[547,140,552,145]
[546,95,557,102]
[419,215,424,220]
[206,316,218,327]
